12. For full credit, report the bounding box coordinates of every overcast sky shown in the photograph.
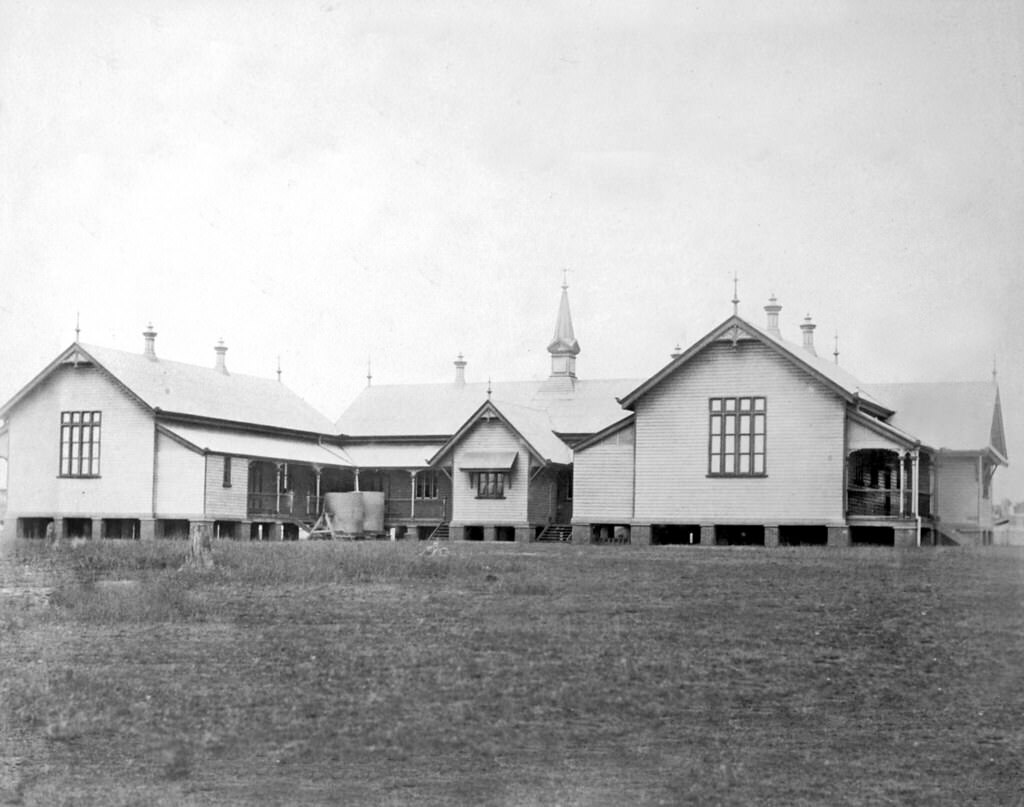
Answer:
[2,1,1022,496]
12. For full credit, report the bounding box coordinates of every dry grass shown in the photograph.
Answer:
[1,540,1023,805]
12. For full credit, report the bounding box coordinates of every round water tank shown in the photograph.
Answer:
[362,491,385,534]
[324,491,364,536]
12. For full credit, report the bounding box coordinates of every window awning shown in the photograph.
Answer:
[459,451,518,471]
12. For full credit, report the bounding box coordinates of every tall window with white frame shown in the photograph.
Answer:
[708,397,765,476]
[60,410,102,477]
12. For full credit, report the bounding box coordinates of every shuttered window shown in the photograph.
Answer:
[709,397,765,476]
[59,410,102,477]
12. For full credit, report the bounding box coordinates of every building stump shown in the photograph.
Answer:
[184,522,214,569]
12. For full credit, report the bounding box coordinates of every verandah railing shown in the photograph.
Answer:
[247,493,447,521]
[847,487,931,518]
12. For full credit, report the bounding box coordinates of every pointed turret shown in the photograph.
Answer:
[547,279,580,378]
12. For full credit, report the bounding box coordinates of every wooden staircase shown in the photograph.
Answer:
[536,524,573,543]
[427,523,450,541]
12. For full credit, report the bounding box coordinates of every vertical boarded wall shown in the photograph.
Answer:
[633,340,846,524]
[574,424,635,522]
[154,432,205,517]
[934,455,980,527]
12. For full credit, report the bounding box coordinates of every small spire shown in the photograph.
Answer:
[74,312,81,342]
[548,278,580,378]
[562,268,569,290]
[732,273,739,316]
[366,356,372,387]
[833,332,840,365]
[276,355,282,383]
[487,377,493,400]
[992,355,998,383]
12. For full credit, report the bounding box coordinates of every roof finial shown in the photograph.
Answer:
[366,356,372,387]
[833,332,840,365]
[732,273,739,316]
[562,268,569,290]
[992,355,998,383]
[74,312,81,343]
[487,377,493,400]
[276,355,282,383]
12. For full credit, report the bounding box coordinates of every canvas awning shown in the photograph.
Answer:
[458,451,518,471]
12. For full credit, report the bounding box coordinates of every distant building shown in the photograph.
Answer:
[0,287,1008,547]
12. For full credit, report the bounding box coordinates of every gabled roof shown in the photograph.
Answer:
[865,381,1007,462]
[428,399,573,468]
[336,377,641,439]
[618,315,893,415]
[0,342,335,435]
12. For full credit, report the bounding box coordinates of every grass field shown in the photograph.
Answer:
[1,539,1022,806]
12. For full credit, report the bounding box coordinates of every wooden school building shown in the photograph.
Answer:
[0,285,1007,548]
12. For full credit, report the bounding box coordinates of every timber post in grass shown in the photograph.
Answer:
[185,521,214,569]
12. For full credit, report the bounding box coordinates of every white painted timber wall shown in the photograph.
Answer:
[6,363,155,517]
[204,454,250,518]
[633,340,847,524]
[450,420,529,524]
[154,432,205,518]
[574,424,635,522]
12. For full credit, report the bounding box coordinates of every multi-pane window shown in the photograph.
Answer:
[59,410,101,477]
[415,471,438,499]
[709,397,766,476]
[471,471,506,499]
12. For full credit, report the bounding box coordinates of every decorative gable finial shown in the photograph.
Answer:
[992,355,998,383]
[732,273,739,316]
[75,312,81,343]
[276,355,282,383]
[366,356,372,387]
[487,377,493,400]
[833,332,840,365]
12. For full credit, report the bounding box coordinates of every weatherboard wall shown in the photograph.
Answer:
[4,362,155,518]
[450,419,529,524]
[205,454,249,518]
[632,339,846,524]
[573,424,635,522]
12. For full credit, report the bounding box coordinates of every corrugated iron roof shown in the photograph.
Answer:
[336,377,641,438]
[161,424,351,466]
[866,381,1004,457]
[342,442,444,469]
[81,344,336,434]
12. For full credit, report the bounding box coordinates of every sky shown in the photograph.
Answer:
[1,1,1022,496]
